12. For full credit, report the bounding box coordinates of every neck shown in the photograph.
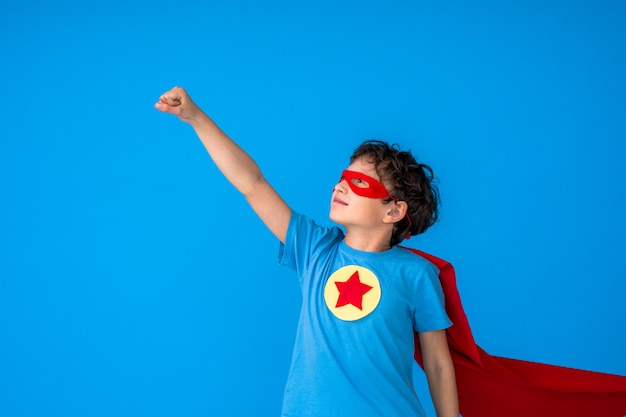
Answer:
[343,228,393,252]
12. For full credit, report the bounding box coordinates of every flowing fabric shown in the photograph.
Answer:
[406,248,626,417]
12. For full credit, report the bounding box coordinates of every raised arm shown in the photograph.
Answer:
[155,87,291,243]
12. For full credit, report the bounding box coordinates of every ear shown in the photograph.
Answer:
[382,201,408,224]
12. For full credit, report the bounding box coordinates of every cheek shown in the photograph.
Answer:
[355,198,386,217]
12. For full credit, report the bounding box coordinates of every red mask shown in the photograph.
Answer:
[340,170,391,199]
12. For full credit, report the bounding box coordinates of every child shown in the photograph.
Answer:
[155,87,459,417]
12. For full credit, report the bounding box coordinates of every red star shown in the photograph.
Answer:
[335,271,373,310]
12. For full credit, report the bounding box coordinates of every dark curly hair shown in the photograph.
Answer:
[349,140,440,246]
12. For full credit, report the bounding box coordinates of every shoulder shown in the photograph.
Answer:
[287,211,344,251]
[388,247,443,294]
[280,211,345,274]
[289,211,343,237]
[392,247,439,273]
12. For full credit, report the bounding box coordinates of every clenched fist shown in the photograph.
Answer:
[154,86,203,124]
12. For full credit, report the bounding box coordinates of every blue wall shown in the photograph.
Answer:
[1,1,625,416]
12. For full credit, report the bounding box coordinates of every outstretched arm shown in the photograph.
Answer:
[419,329,459,417]
[155,87,291,243]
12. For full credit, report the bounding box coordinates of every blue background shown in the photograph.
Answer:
[1,1,625,416]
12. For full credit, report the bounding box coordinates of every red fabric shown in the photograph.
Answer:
[405,248,626,417]
[340,170,391,199]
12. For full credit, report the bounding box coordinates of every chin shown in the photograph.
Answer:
[328,209,342,225]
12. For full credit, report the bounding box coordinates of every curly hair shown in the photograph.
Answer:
[349,140,440,246]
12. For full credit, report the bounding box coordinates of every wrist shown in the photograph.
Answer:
[184,109,209,126]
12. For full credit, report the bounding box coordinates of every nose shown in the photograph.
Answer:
[333,177,348,194]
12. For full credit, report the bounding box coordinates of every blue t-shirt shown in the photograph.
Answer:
[278,212,451,417]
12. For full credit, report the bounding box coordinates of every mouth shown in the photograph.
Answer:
[332,197,348,206]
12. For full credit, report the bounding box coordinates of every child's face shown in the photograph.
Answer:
[329,158,394,231]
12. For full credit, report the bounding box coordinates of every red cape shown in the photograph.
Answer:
[405,248,626,417]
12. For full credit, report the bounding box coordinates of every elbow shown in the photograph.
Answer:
[240,172,268,198]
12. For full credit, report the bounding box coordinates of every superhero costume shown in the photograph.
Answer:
[296,169,626,415]
[279,212,451,417]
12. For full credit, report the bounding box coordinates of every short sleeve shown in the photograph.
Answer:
[412,262,452,332]
[278,211,343,277]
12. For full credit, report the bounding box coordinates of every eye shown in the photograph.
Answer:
[351,177,369,188]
